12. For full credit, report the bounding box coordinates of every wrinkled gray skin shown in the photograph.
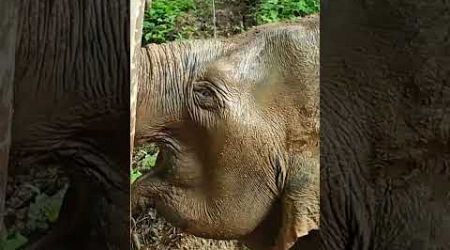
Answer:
[320,0,450,249]
[9,1,129,249]
[133,15,319,250]
[0,0,16,235]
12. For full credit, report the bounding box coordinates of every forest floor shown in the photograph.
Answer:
[3,162,68,249]
[132,205,248,250]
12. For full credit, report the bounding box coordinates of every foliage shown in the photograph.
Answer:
[131,144,159,183]
[142,0,319,44]
[1,185,67,250]
[26,185,68,232]
[143,0,201,44]
[256,0,319,24]
[0,232,28,250]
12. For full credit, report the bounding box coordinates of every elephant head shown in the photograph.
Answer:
[132,15,319,250]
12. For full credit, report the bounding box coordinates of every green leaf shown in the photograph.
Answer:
[144,33,153,41]
[26,185,68,231]
[0,232,28,250]
[142,154,157,169]
[131,169,142,184]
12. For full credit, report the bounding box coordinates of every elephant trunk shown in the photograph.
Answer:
[131,170,167,214]
[0,0,17,235]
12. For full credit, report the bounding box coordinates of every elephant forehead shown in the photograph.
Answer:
[201,56,272,92]
[203,40,265,74]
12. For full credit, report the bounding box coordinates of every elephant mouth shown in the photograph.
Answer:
[132,133,180,198]
[138,121,209,181]
[152,144,173,170]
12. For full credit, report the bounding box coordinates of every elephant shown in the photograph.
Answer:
[0,0,16,236]
[4,0,130,249]
[132,14,320,250]
[132,2,450,249]
[319,0,450,249]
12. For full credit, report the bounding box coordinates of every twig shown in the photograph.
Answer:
[145,0,152,11]
[132,232,142,250]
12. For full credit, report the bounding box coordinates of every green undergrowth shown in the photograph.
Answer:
[0,232,27,250]
[26,186,67,232]
[143,0,320,44]
[143,0,211,44]
[256,0,319,24]
[1,184,67,250]
[132,144,159,183]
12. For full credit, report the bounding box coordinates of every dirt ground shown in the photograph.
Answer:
[132,205,248,250]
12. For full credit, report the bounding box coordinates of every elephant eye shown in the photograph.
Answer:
[193,82,220,110]
[196,87,213,98]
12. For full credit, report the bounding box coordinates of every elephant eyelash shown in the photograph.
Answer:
[196,86,214,98]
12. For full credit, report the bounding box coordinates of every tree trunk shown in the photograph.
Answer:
[130,0,147,160]
[0,0,17,235]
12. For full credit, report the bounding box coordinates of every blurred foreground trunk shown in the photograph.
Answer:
[0,0,17,235]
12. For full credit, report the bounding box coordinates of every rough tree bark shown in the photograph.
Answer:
[130,0,147,159]
[0,0,17,236]
[130,1,150,249]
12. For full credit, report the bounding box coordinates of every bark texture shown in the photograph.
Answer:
[131,0,146,156]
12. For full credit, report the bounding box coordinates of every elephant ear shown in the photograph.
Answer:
[274,156,319,250]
